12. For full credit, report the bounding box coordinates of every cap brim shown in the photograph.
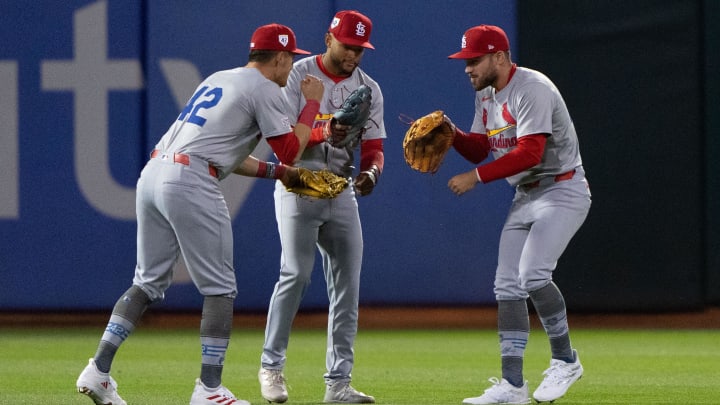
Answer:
[448,50,489,59]
[291,48,312,55]
[334,36,375,49]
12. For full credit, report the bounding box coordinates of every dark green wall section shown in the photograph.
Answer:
[518,0,711,310]
[704,0,720,304]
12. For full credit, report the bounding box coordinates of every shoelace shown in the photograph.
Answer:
[484,377,502,392]
[331,383,359,398]
[542,363,577,384]
[481,377,521,401]
[264,370,286,385]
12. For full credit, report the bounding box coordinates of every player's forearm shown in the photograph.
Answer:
[476,134,546,183]
[307,125,328,147]
[233,156,287,179]
[360,139,384,173]
[452,129,490,164]
[233,156,261,177]
[291,100,321,162]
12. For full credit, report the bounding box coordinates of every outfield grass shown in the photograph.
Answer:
[0,327,718,404]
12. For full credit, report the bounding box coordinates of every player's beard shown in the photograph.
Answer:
[327,53,358,77]
[470,65,498,91]
[471,72,497,91]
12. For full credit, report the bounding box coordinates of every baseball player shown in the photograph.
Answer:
[258,10,385,404]
[75,23,324,405]
[444,25,591,404]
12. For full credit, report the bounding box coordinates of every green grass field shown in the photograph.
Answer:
[1,327,718,404]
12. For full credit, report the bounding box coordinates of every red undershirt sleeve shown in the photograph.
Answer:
[452,129,491,164]
[306,125,327,147]
[266,100,323,163]
[266,132,299,165]
[360,138,384,173]
[476,134,547,183]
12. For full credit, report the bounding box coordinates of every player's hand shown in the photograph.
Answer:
[443,114,457,134]
[323,119,351,141]
[354,168,377,197]
[300,74,324,102]
[448,169,479,196]
[280,166,302,189]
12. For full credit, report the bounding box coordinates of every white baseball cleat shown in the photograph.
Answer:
[76,358,127,405]
[190,378,249,405]
[323,381,375,403]
[462,377,530,405]
[258,367,289,403]
[533,349,583,402]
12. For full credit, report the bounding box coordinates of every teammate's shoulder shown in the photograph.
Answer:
[200,67,247,90]
[211,66,257,80]
[355,70,382,94]
[515,67,554,85]
[356,68,379,84]
[293,55,318,70]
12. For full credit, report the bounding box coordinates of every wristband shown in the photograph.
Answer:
[475,167,483,183]
[256,161,287,179]
[362,166,378,185]
[297,100,320,128]
[256,161,267,178]
[273,164,287,180]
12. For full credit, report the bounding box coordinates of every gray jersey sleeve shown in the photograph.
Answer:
[359,73,386,141]
[512,82,555,138]
[284,67,305,121]
[254,80,294,138]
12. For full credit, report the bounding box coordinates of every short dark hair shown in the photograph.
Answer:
[248,49,281,63]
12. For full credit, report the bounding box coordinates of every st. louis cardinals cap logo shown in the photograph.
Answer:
[278,34,289,47]
[355,21,366,37]
[461,34,467,49]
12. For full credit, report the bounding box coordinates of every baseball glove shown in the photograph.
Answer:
[286,168,349,199]
[327,85,372,148]
[402,110,456,173]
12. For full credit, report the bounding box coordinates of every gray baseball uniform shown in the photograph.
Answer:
[78,22,315,405]
[451,25,587,403]
[261,55,385,382]
[470,66,591,299]
[134,67,294,302]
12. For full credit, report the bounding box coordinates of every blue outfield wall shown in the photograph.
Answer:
[0,0,517,310]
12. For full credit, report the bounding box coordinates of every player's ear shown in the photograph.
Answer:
[324,33,333,49]
[272,51,283,67]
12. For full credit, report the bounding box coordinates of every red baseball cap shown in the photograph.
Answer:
[250,23,311,55]
[328,10,375,49]
[448,25,510,59]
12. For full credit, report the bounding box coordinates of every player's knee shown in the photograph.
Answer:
[494,275,527,300]
[520,275,552,293]
[279,268,313,286]
[131,283,165,304]
[493,286,528,301]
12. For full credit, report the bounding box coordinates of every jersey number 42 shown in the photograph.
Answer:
[178,85,223,127]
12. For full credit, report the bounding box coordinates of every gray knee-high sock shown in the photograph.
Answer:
[94,285,152,373]
[199,295,234,389]
[498,299,529,388]
[529,282,574,363]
